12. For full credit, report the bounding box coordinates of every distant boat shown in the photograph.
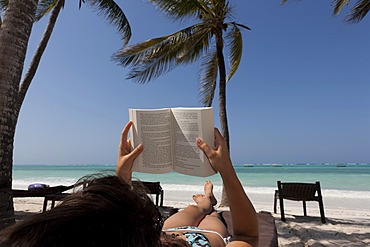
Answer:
[271,164,282,167]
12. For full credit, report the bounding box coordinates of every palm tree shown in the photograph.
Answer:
[282,0,370,23]
[0,0,131,228]
[113,0,250,206]
[113,0,250,152]
[0,0,38,229]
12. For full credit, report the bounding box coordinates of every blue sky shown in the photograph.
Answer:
[13,0,370,165]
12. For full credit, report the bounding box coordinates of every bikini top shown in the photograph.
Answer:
[163,226,232,245]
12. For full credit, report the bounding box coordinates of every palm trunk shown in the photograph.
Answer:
[16,0,64,116]
[215,30,230,207]
[217,52,229,150]
[0,0,38,229]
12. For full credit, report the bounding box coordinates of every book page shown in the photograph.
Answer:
[129,109,174,174]
[171,107,216,177]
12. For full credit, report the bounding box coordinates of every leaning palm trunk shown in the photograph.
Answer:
[0,0,130,230]
[16,0,64,117]
[215,30,230,207]
[0,0,38,229]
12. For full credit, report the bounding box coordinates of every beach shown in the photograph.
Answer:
[13,188,370,246]
[11,164,370,246]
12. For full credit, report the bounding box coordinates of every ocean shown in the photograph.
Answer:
[12,163,370,201]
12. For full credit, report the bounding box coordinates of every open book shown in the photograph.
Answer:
[129,107,216,177]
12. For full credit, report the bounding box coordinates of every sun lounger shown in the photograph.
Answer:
[40,181,165,211]
[220,211,278,247]
[13,185,75,212]
[12,185,74,198]
[42,193,72,211]
[132,181,164,207]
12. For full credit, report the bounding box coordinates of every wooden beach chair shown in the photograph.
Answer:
[273,181,326,223]
[42,181,165,212]
[18,180,173,216]
[131,181,181,219]
[13,184,75,212]
[12,185,74,198]
[132,181,164,207]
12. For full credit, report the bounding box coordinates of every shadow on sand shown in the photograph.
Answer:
[274,214,370,247]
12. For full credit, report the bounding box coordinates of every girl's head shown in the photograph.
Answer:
[0,175,162,246]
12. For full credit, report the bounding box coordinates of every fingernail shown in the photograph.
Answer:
[196,138,202,144]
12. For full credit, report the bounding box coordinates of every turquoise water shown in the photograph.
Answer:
[13,164,370,198]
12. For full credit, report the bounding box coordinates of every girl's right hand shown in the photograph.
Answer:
[196,128,233,175]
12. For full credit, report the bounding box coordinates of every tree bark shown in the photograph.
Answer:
[215,29,230,207]
[0,0,38,229]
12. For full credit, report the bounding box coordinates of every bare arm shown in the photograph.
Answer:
[196,128,259,247]
[116,121,143,185]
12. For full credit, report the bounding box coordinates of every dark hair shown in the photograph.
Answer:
[161,233,191,247]
[0,175,162,247]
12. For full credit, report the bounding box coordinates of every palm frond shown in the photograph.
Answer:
[225,23,242,82]
[114,23,211,83]
[176,25,212,65]
[332,0,350,15]
[148,0,214,21]
[87,0,131,45]
[235,22,251,30]
[211,0,229,19]
[79,0,85,9]
[212,0,226,10]
[345,0,370,22]
[283,0,369,23]
[129,24,211,83]
[113,36,169,67]
[198,49,218,106]
[35,0,60,21]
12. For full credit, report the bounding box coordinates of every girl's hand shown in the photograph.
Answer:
[116,121,143,184]
[196,128,233,175]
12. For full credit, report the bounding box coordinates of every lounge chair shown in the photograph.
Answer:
[132,181,164,207]
[13,185,75,212]
[273,181,326,223]
[41,181,165,212]
[12,185,74,198]
[220,211,278,247]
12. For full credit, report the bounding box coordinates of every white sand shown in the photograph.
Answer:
[13,191,370,247]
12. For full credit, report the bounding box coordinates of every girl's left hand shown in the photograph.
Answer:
[116,121,143,184]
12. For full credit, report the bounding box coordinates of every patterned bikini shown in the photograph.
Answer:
[163,226,231,247]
